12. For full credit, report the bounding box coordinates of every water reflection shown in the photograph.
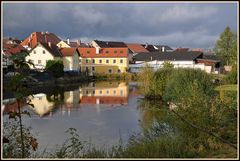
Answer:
[3,81,129,117]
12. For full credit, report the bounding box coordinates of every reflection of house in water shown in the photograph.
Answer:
[28,93,55,117]
[61,90,80,116]
[79,82,129,105]
[3,98,26,113]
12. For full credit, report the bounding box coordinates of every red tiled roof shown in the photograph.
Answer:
[60,48,78,57]
[21,32,61,48]
[4,45,26,55]
[80,96,128,104]
[175,48,189,52]
[77,47,128,58]
[126,43,149,53]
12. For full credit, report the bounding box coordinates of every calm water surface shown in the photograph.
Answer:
[3,81,148,151]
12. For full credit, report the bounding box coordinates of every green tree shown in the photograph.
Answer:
[214,26,237,66]
[45,60,64,78]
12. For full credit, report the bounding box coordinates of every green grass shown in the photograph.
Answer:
[215,84,238,91]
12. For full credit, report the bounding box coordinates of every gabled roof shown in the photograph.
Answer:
[133,51,203,61]
[21,32,61,48]
[126,43,149,53]
[94,40,127,48]
[63,41,88,48]
[77,47,128,58]
[155,45,173,51]
[34,43,62,57]
[141,44,158,52]
[4,45,26,55]
[175,48,189,52]
[60,48,79,57]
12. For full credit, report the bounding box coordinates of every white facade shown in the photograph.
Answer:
[26,44,55,70]
[129,60,207,73]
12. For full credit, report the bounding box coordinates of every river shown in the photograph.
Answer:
[3,81,160,153]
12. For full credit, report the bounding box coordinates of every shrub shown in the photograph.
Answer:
[45,60,64,78]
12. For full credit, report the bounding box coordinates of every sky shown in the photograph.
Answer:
[2,2,238,49]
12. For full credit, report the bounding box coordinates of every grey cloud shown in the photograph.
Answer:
[3,2,237,48]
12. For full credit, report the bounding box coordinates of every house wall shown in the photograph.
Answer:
[79,57,128,74]
[62,51,80,71]
[130,60,207,73]
[57,41,70,48]
[26,45,55,70]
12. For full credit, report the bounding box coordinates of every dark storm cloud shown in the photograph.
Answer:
[3,2,237,48]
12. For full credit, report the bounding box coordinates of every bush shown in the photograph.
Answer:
[163,68,215,104]
[45,60,64,78]
[224,65,237,84]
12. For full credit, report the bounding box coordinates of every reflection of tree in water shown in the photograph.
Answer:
[137,99,177,137]
[46,87,65,114]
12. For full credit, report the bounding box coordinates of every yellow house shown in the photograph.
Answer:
[26,42,62,70]
[77,47,129,75]
[60,48,80,72]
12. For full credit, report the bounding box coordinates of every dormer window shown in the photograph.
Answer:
[106,50,109,54]
[120,51,123,53]
[34,51,36,54]
[114,50,117,54]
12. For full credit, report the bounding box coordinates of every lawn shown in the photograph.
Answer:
[215,84,238,91]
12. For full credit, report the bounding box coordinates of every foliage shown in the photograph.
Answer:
[53,128,84,158]
[162,61,174,68]
[3,119,38,158]
[224,64,237,84]
[214,26,237,66]
[163,68,215,104]
[45,60,64,78]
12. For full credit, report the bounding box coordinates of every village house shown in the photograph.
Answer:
[77,47,129,75]
[25,42,62,70]
[57,39,88,48]
[129,51,220,74]
[21,31,61,50]
[60,47,80,72]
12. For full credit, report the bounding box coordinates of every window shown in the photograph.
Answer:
[106,59,109,63]
[29,59,33,63]
[93,90,95,95]
[86,90,89,94]
[120,50,123,53]
[108,69,112,74]
[34,51,36,54]
[118,69,121,73]
[114,50,117,54]
[38,60,41,64]
[43,50,45,54]
[86,59,88,63]
[79,59,82,63]
[92,67,95,71]
[92,59,95,64]
[99,59,102,63]
[99,90,102,95]
[106,90,110,95]
[113,59,116,63]
[120,59,123,63]
[120,90,124,96]
[106,50,109,54]
[113,90,116,95]
[87,50,91,54]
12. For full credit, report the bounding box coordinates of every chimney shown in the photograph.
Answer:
[48,41,51,47]
[162,46,165,52]
[96,47,100,54]
[67,38,70,45]
[145,42,148,48]
[77,40,80,46]
[41,31,44,35]
[46,31,49,34]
